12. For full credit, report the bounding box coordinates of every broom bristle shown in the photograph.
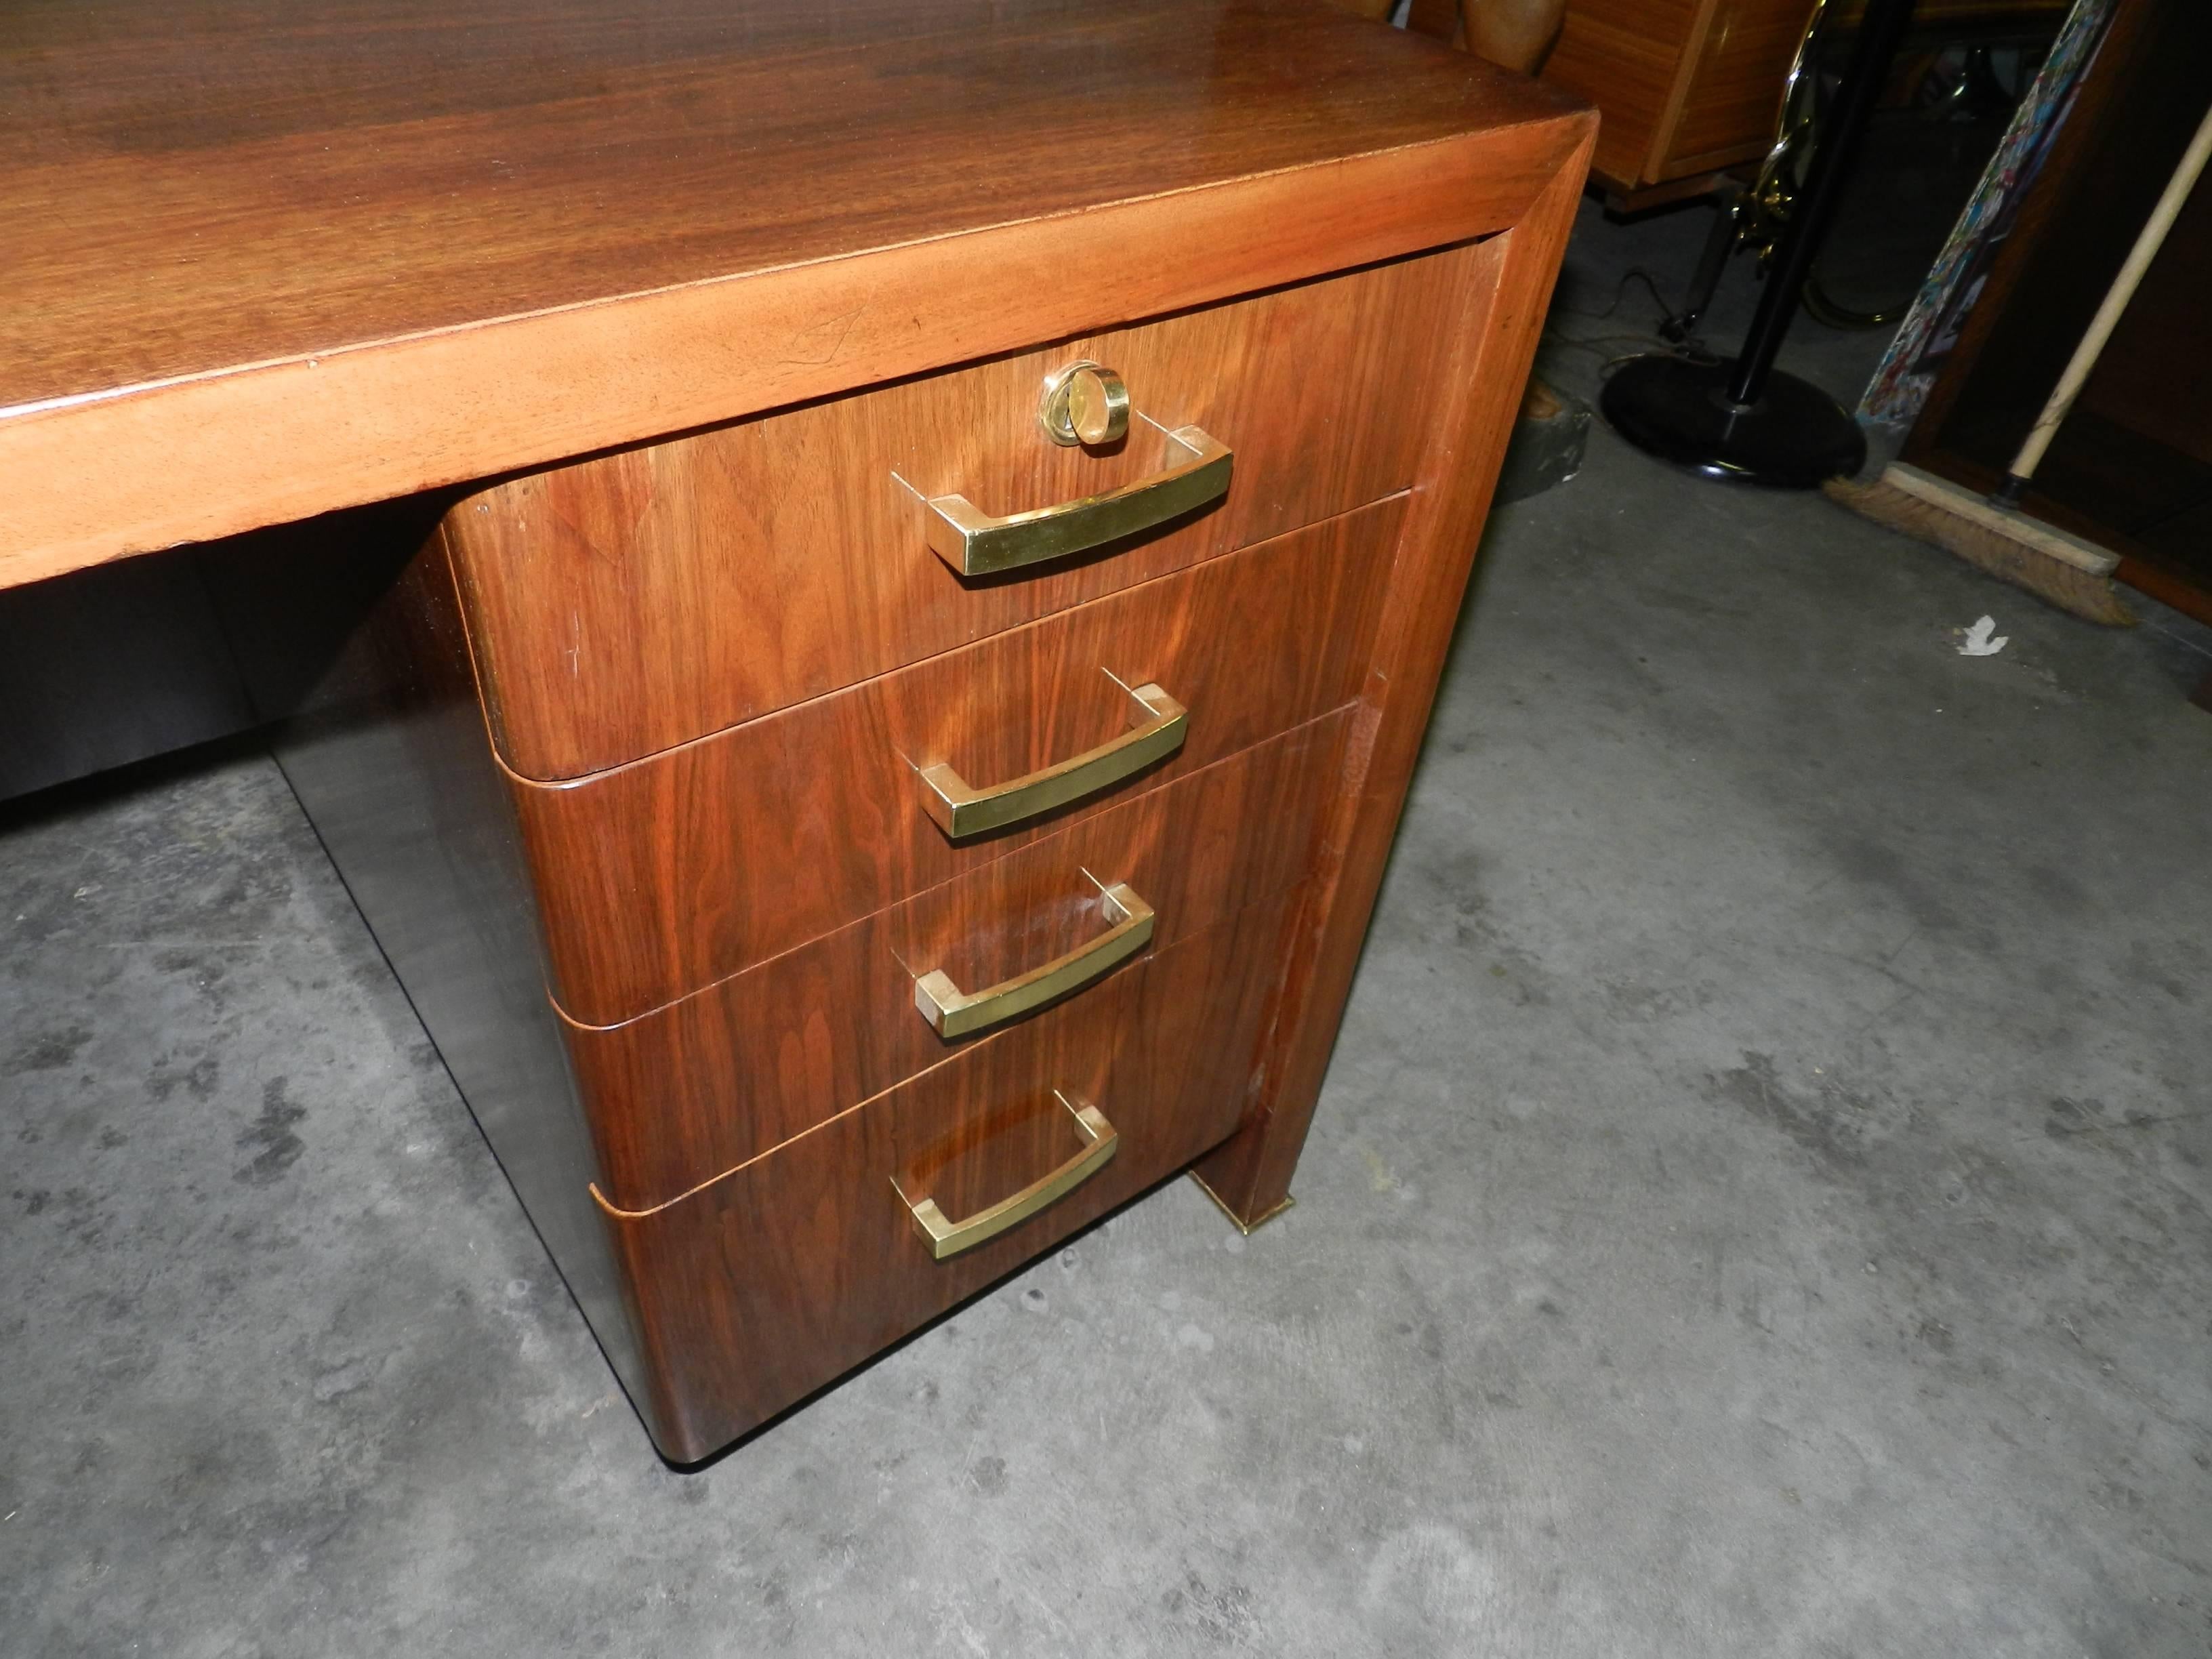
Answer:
[1824,471,2136,627]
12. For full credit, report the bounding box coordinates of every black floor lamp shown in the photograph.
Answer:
[1601,0,1919,488]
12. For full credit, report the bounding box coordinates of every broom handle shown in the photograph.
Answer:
[2002,100,2212,497]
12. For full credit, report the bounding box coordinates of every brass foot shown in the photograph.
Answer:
[1187,1170,1296,1236]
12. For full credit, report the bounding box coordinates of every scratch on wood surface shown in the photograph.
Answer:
[783,305,865,367]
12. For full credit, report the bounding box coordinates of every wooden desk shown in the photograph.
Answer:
[2,0,1592,1462]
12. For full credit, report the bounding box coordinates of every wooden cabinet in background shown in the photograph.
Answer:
[1544,0,1818,207]
[1544,0,2070,211]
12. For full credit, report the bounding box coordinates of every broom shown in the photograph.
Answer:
[1827,100,2212,626]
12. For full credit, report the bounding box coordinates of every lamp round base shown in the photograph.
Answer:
[1601,355,1867,489]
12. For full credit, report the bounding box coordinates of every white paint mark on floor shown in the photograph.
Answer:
[1958,616,2008,656]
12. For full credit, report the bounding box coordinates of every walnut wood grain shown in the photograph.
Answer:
[62,4,1603,1462]
[1660,0,1816,180]
[564,708,1351,1211]
[1194,121,1594,1227]
[510,493,1406,1027]
[0,0,1591,588]
[444,254,1459,779]
[1542,0,1704,188]
[595,890,1297,1460]
[1542,0,1809,193]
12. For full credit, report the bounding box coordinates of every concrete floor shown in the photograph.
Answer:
[5,200,2211,1656]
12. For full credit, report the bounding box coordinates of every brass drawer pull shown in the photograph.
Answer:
[918,675,1187,840]
[893,1091,1118,1261]
[914,880,1153,1039]
[903,411,1233,577]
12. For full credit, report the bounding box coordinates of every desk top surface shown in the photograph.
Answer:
[1,0,1589,586]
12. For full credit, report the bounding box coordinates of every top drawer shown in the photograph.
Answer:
[441,247,1465,781]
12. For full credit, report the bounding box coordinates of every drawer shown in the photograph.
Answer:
[444,247,1462,780]
[516,493,1402,1026]
[594,888,1298,1461]
[565,705,1351,1211]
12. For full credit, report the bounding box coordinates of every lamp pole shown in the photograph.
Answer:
[1602,0,1920,487]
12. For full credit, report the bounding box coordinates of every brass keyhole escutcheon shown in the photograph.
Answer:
[1038,359,1131,448]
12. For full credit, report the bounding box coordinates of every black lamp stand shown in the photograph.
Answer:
[1601,0,1918,487]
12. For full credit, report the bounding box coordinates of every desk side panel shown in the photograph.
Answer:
[1193,123,1597,1224]
[201,513,663,1443]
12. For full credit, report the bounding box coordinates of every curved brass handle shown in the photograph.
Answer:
[893,1092,1118,1261]
[904,413,1233,577]
[914,880,1153,1039]
[918,676,1187,840]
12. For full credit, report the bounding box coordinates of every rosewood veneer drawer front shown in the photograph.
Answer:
[594,891,1295,1459]
[444,249,1461,781]
[518,495,1402,1027]
[565,708,1350,1212]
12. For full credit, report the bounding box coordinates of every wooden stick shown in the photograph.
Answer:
[2008,100,2212,487]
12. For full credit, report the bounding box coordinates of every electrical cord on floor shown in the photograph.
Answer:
[1543,268,1723,381]
[1555,267,1687,329]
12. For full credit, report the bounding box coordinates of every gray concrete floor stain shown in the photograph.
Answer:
[5,201,2211,1656]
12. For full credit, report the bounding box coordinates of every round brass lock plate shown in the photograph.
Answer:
[1038,360,1131,448]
